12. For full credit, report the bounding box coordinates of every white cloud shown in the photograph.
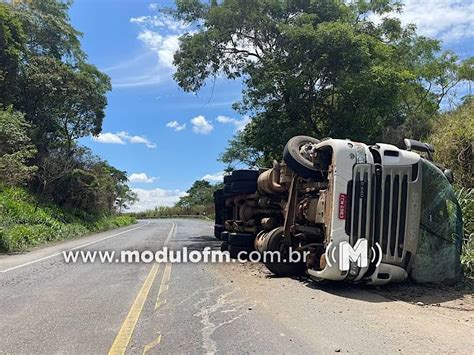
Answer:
[128,188,186,212]
[216,115,233,124]
[166,120,186,131]
[136,30,180,70]
[201,171,225,183]
[128,173,157,184]
[117,131,157,148]
[92,132,126,145]
[112,14,191,88]
[130,15,189,32]
[376,0,474,43]
[191,115,214,134]
[216,115,251,131]
[148,3,159,11]
[93,131,156,148]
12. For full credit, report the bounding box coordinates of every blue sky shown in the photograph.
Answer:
[69,0,473,211]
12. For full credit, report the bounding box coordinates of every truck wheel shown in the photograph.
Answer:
[283,135,321,179]
[213,189,225,205]
[228,245,254,259]
[263,227,306,276]
[221,241,229,252]
[231,170,259,181]
[220,231,229,242]
[231,180,258,194]
[228,232,255,247]
[214,225,225,239]
[223,184,233,196]
[223,175,232,184]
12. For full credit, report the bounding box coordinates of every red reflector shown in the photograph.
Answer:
[338,194,347,219]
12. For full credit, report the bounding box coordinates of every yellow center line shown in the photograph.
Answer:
[108,262,160,355]
[146,223,176,353]
[109,223,176,355]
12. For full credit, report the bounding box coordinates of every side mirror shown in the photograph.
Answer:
[444,169,454,184]
[404,138,434,160]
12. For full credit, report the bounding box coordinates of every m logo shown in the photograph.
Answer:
[325,238,382,271]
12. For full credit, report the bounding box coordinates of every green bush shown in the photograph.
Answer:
[428,100,473,188]
[0,185,136,252]
[456,187,474,276]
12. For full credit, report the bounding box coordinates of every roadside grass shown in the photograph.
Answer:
[126,205,214,220]
[135,214,214,221]
[0,185,136,253]
[456,187,473,276]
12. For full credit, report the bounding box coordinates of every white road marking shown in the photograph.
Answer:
[0,221,151,273]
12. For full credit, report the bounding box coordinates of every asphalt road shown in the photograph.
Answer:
[0,219,472,354]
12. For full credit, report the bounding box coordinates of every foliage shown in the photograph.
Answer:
[34,146,137,213]
[0,3,24,104]
[172,0,473,167]
[0,108,37,185]
[0,185,136,252]
[455,188,473,276]
[18,56,111,152]
[11,0,85,63]
[129,179,222,218]
[428,99,473,188]
[176,180,215,209]
[128,205,214,219]
[0,0,134,218]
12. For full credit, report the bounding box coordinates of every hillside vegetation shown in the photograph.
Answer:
[0,185,135,253]
[0,0,136,253]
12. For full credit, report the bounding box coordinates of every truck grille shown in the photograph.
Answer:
[345,164,413,266]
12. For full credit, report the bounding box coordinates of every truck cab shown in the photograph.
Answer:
[214,136,463,285]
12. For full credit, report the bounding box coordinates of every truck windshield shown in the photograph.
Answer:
[420,159,463,244]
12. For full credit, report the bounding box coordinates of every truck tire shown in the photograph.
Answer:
[221,241,229,252]
[228,232,255,247]
[228,245,254,259]
[220,231,229,242]
[231,180,257,194]
[223,175,232,184]
[213,189,225,205]
[223,184,233,196]
[283,135,321,179]
[214,224,225,239]
[231,170,259,181]
[263,227,306,276]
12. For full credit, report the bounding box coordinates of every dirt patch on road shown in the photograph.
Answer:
[376,278,474,312]
[231,261,474,313]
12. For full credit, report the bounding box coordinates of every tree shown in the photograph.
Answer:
[11,0,85,63]
[0,3,25,105]
[2,0,111,156]
[18,57,111,153]
[0,0,132,217]
[176,180,215,209]
[0,108,37,185]
[172,0,472,166]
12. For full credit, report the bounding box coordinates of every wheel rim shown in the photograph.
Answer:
[298,142,316,164]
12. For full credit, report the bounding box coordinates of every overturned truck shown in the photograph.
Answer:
[214,137,463,285]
